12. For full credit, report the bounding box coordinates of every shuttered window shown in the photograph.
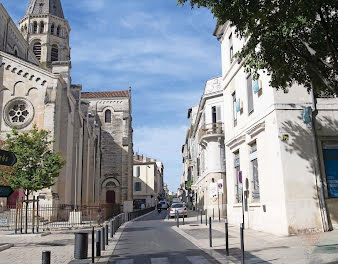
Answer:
[232,92,237,127]
[33,42,41,61]
[51,45,59,62]
[216,106,222,122]
[247,74,254,114]
[136,166,140,177]
[134,182,141,192]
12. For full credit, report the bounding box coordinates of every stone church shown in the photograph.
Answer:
[0,0,134,212]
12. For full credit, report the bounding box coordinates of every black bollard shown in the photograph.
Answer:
[176,211,179,228]
[205,210,207,226]
[240,223,245,264]
[106,224,109,245]
[96,230,101,257]
[213,208,214,220]
[42,251,51,264]
[74,232,88,260]
[91,227,95,263]
[225,219,229,256]
[197,210,199,223]
[101,227,105,251]
[183,212,185,225]
[110,220,113,238]
[209,217,212,248]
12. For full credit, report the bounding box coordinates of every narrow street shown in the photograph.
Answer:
[108,210,219,264]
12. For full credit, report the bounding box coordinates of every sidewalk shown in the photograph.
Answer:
[169,211,338,264]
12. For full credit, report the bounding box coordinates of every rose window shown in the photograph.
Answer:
[4,98,34,129]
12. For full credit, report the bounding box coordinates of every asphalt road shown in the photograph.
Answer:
[108,210,219,264]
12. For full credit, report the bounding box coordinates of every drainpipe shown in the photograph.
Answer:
[311,89,330,232]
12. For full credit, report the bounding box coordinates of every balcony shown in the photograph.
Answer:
[198,122,224,145]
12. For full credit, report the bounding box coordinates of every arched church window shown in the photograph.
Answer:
[105,110,111,123]
[14,50,18,57]
[56,26,61,37]
[51,24,55,34]
[33,42,41,61]
[51,44,59,62]
[33,22,37,33]
[40,22,44,33]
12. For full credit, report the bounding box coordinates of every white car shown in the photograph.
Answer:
[169,203,187,217]
[172,198,180,204]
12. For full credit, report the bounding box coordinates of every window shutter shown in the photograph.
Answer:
[247,75,254,113]
[236,99,241,112]
[216,106,222,122]
[136,166,140,177]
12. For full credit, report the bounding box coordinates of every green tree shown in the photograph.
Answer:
[0,126,65,233]
[178,0,337,94]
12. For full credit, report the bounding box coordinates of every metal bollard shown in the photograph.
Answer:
[42,251,51,264]
[213,208,214,220]
[183,212,185,225]
[110,220,113,238]
[205,210,207,226]
[101,227,105,251]
[219,208,221,222]
[225,219,229,256]
[240,223,245,264]
[176,211,179,228]
[96,230,101,257]
[74,232,88,259]
[106,224,109,245]
[209,217,212,248]
[91,227,95,263]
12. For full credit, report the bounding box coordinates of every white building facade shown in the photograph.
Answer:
[214,22,338,235]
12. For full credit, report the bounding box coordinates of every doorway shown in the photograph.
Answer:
[106,190,116,204]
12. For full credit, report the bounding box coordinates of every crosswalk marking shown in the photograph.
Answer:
[151,257,170,264]
[187,256,211,264]
[116,260,134,264]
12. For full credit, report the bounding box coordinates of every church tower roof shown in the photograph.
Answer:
[26,0,64,19]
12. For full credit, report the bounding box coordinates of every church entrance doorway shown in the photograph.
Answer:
[106,190,116,204]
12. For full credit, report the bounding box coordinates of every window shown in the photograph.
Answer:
[40,22,44,33]
[135,166,140,177]
[105,110,111,123]
[33,42,41,61]
[197,157,200,177]
[234,151,242,203]
[247,74,254,114]
[33,22,38,33]
[250,142,260,201]
[51,24,55,34]
[14,50,18,57]
[57,26,61,37]
[134,182,141,192]
[323,141,338,197]
[229,33,233,63]
[51,45,58,62]
[232,92,237,127]
[212,106,217,123]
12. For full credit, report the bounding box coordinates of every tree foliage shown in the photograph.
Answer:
[0,126,65,198]
[178,0,337,94]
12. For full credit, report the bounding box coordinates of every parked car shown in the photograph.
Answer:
[169,203,187,218]
[160,200,168,209]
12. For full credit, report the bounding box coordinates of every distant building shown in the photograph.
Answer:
[133,154,164,208]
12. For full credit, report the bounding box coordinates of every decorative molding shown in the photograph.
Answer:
[226,135,246,150]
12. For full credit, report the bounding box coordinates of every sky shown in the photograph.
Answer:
[2,0,221,192]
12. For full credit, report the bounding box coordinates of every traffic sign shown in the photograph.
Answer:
[0,149,17,167]
[238,171,243,184]
[0,186,14,197]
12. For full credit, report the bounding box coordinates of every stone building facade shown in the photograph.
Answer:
[133,154,164,208]
[0,1,134,212]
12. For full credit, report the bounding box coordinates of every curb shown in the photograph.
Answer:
[0,243,14,252]
[3,232,51,237]
[96,209,156,264]
[171,226,237,264]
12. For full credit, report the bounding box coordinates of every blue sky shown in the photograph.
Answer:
[2,0,221,192]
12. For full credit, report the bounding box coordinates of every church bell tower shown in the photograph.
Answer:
[18,0,71,68]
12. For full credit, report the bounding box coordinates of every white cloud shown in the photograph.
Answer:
[133,125,188,191]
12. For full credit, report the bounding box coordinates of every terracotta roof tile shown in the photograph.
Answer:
[81,90,129,99]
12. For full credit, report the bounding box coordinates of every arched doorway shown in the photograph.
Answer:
[106,190,116,204]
